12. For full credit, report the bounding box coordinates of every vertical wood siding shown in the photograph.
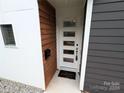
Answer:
[84,0,124,93]
[38,0,57,88]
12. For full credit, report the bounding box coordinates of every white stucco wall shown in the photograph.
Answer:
[0,0,45,90]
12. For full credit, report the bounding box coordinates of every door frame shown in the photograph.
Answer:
[59,27,82,72]
[80,0,94,91]
[56,11,84,72]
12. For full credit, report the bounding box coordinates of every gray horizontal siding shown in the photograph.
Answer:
[87,56,124,66]
[88,50,124,60]
[86,68,124,78]
[84,84,123,93]
[90,29,124,36]
[89,44,124,52]
[85,79,124,87]
[93,2,124,13]
[91,21,124,29]
[86,73,124,83]
[94,0,123,4]
[89,37,124,44]
[87,62,124,72]
[84,0,124,93]
[92,12,124,21]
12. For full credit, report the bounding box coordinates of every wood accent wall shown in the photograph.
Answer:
[38,0,57,88]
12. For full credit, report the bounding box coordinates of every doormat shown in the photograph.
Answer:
[58,70,76,80]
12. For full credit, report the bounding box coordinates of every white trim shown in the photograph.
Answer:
[80,0,93,91]
[56,22,61,70]
[59,27,82,71]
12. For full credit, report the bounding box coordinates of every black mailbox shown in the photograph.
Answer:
[45,49,51,60]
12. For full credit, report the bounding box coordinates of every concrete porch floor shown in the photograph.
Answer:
[44,70,81,93]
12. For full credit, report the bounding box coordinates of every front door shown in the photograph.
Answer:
[60,25,82,72]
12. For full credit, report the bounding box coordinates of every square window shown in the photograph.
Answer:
[63,58,74,63]
[63,21,76,27]
[63,50,74,55]
[0,24,16,46]
[63,41,75,46]
[64,32,75,37]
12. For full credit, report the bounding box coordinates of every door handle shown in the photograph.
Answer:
[76,55,78,61]
[76,47,78,61]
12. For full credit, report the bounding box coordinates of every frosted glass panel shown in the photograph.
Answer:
[64,32,75,37]
[63,58,74,63]
[63,41,75,46]
[63,21,76,27]
[64,50,74,55]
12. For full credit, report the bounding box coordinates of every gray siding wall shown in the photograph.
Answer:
[84,0,124,93]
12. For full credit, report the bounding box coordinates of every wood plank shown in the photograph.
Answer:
[42,38,56,46]
[41,34,56,41]
[39,0,56,88]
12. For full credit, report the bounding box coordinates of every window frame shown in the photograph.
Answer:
[0,24,16,47]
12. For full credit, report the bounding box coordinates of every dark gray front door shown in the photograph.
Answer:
[84,0,124,93]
